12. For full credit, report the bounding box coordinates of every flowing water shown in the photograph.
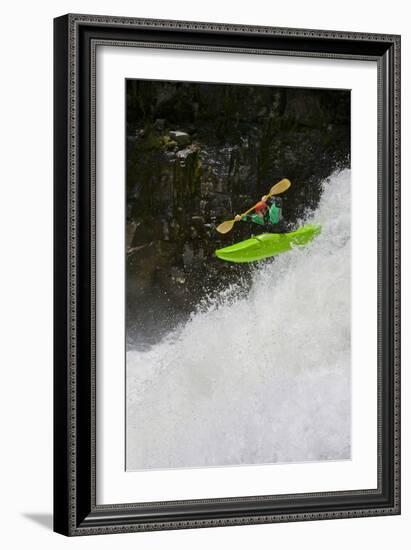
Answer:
[126,169,351,470]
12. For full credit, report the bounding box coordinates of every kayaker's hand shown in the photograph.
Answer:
[261,195,268,202]
[235,214,242,222]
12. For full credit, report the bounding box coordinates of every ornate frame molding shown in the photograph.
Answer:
[54,14,400,536]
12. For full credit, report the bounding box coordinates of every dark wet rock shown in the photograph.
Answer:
[126,221,138,250]
[153,118,166,131]
[126,80,350,347]
[170,130,191,146]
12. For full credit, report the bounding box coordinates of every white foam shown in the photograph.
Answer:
[126,169,351,470]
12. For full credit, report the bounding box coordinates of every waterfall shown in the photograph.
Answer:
[127,169,351,470]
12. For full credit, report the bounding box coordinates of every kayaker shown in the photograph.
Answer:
[235,196,286,232]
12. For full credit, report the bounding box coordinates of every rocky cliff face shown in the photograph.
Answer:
[126,80,350,347]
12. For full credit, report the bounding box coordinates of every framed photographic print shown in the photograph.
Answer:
[53,14,400,536]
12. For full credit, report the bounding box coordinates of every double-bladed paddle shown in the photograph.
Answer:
[216,178,291,234]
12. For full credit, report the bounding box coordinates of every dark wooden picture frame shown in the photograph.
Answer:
[54,14,400,536]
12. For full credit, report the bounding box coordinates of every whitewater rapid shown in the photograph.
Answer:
[126,169,351,470]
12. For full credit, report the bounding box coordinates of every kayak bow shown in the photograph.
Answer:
[215,224,321,263]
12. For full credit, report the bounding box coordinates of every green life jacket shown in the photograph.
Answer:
[268,202,281,224]
[243,202,281,226]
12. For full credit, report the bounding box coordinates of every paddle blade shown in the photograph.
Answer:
[269,178,291,197]
[216,219,235,234]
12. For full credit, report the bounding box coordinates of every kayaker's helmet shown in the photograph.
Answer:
[255,201,268,214]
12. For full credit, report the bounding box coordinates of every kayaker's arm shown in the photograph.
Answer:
[237,213,265,225]
[267,196,283,208]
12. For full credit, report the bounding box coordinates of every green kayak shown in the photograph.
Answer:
[215,224,321,263]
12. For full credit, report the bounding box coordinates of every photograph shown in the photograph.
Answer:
[125,79,352,471]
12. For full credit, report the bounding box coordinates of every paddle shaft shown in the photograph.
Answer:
[216,178,291,234]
